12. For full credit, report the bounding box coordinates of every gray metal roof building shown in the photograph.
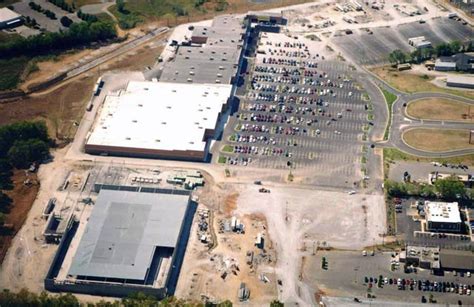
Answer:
[68,189,190,282]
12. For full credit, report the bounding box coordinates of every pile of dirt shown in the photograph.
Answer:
[223,193,239,216]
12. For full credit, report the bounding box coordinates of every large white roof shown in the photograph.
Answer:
[425,201,461,224]
[0,8,20,23]
[86,81,232,153]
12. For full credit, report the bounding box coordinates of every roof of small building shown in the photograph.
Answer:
[447,74,474,85]
[424,201,461,224]
[0,8,21,23]
[440,249,474,270]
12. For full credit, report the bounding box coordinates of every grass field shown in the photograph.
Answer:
[0,57,30,91]
[381,88,397,140]
[407,98,474,122]
[371,66,474,99]
[109,0,311,28]
[403,128,474,152]
[383,148,474,165]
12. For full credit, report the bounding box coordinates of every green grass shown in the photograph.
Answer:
[361,156,367,164]
[218,156,227,164]
[109,0,210,29]
[222,145,234,153]
[367,113,374,121]
[383,147,474,166]
[0,57,30,91]
[109,5,143,29]
[381,88,398,141]
[94,12,115,23]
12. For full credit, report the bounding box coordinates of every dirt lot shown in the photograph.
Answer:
[0,170,39,264]
[0,148,73,292]
[234,184,386,305]
[371,66,474,99]
[407,98,474,122]
[176,182,277,304]
[403,128,474,152]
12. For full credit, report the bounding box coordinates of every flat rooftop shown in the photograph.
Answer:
[160,15,245,85]
[68,189,190,281]
[447,75,474,85]
[159,45,241,84]
[424,201,461,224]
[86,81,232,154]
[0,7,20,22]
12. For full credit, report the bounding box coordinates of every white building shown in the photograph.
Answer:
[424,201,462,233]
[85,81,232,161]
[0,8,22,29]
[447,75,474,89]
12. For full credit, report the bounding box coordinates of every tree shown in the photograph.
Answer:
[7,139,49,169]
[60,16,73,27]
[116,0,125,13]
[435,42,455,57]
[388,49,407,65]
[0,212,5,226]
[434,176,465,200]
[270,299,284,307]
[449,41,461,55]
[0,192,12,210]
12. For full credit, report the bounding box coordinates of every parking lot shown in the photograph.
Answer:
[218,31,372,185]
[12,0,81,33]
[308,251,474,305]
[332,18,473,65]
[388,161,472,184]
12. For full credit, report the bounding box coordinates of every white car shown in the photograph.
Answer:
[348,190,356,195]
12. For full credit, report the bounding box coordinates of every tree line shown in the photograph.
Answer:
[48,0,75,13]
[0,20,116,59]
[384,176,472,201]
[388,40,474,65]
[0,289,284,307]
[0,121,52,227]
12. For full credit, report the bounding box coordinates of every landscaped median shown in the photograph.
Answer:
[406,98,474,122]
[381,87,397,140]
[402,128,474,152]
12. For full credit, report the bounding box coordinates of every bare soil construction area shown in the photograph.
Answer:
[233,184,386,305]
[0,170,39,264]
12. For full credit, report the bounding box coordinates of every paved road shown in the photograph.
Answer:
[388,91,473,157]
[369,74,474,157]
